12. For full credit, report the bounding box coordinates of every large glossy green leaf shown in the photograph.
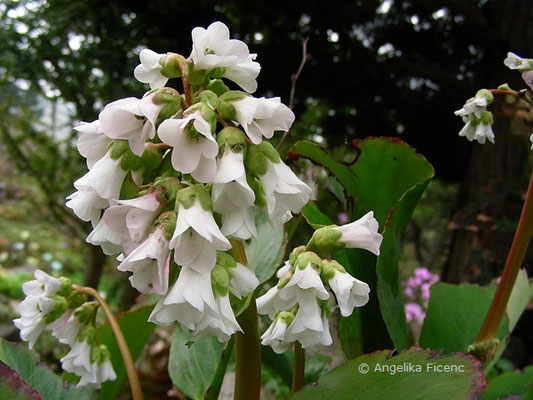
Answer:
[292,348,486,400]
[245,211,287,285]
[96,305,155,400]
[419,283,507,354]
[291,138,434,355]
[482,366,533,400]
[0,339,95,400]
[0,361,42,400]
[168,327,232,400]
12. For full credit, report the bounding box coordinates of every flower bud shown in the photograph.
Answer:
[245,142,281,177]
[196,90,218,109]
[288,245,306,266]
[154,177,183,204]
[211,264,230,297]
[308,226,343,252]
[153,87,182,120]
[160,53,185,78]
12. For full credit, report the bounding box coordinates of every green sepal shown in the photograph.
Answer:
[119,176,140,200]
[66,291,86,310]
[480,110,493,125]
[42,295,68,324]
[211,264,230,297]
[175,184,212,211]
[109,140,129,160]
[216,252,237,272]
[157,152,180,178]
[161,53,185,78]
[247,176,266,207]
[196,90,218,109]
[216,91,248,121]
[209,66,226,79]
[475,88,494,104]
[308,226,344,252]
[156,211,177,241]
[185,60,210,85]
[141,143,164,180]
[245,142,281,177]
[296,251,322,271]
[207,79,230,96]
[57,277,73,297]
[120,150,144,171]
[217,126,247,155]
[78,325,95,344]
[289,245,306,266]
[154,177,183,204]
[277,310,295,325]
[74,303,98,325]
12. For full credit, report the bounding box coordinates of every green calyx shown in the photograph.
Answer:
[211,264,230,297]
[206,79,230,96]
[196,90,218,109]
[154,177,183,204]
[160,53,185,78]
[57,277,73,297]
[216,252,237,272]
[308,226,343,252]
[216,90,248,121]
[289,246,307,266]
[120,149,144,172]
[91,343,112,365]
[119,177,139,200]
[42,295,68,324]
[156,211,177,241]
[66,291,87,310]
[217,126,247,155]
[245,142,281,177]
[141,143,164,179]
[78,325,95,344]
[186,102,217,132]
[320,259,345,282]
[475,89,494,104]
[209,66,226,79]
[74,303,98,325]
[109,140,130,160]
[480,110,494,125]
[175,184,212,211]
[248,176,266,207]
[277,273,293,289]
[154,88,182,120]
[184,60,209,85]
[156,152,180,178]
[277,310,295,325]
[296,251,322,271]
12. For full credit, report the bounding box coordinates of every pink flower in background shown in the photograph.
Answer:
[403,267,439,331]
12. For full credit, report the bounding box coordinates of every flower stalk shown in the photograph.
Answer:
[291,341,305,394]
[74,285,143,400]
[475,169,533,345]
[230,240,261,400]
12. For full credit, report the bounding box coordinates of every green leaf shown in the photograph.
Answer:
[168,327,232,400]
[0,361,42,400]
[245,210,287,285]
[482,366,533,400]
[0,339,95,400]
[291,138,434,355]
[96,305,155,400]
[291,348,486,400]
[419,283,507,354]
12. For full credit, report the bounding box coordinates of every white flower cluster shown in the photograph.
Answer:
[14,270,116,387]
[66,22,311,343]
[257,212,382,353]
[454,89,495,144]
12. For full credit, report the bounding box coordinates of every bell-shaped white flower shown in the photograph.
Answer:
[284,293,329,349]
[134,48,168,89]
[504,52,532,70]
[223,54,261,93]
[49,311,82,346]
[66,188,108,227]
[171,200,231,273]
[99,93,164,156]
[117,227,170,295]
[458,114,495,144]
[192,293,242,342]
[73,151,128,201]
[158,110,218,183]
[14,295,56,348]
[256,285,281,319]
[260,159,311,227]
[14,270,64,348]
[324,261,370,317]
[148,266,217,329]
[86,191,162,255]
[261,311,293,354]
[336,211,383,256]
[190,21,249,70]
[212,149,257,239]
[74,120,112,168]
[228,262,260,299]
[232,97,294,144]
[276,260,292,279]
[529,132,533,149]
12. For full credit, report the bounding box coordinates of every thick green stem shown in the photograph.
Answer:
[230,241,261,400]
[74,286,143,400]
[475,169,533,344]
[291,342,305,394]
